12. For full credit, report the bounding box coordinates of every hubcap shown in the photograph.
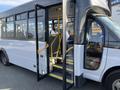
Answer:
[112,79,120,90]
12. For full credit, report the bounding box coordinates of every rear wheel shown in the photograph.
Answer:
[104,70,120,90]
[0,53,9,66]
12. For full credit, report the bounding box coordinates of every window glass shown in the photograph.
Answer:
[60,20,63,30]
[16,15,21,20]
[16,13,27,20]
[38,17,45,41]
[88,22,103,43]
[16,20,27,40]
[49,20,53,32]
[6,22,14,39]
[29,11,35,18]
[85,21,104,70]
[7,16,14,22]
[98,16,120,48]
[0,19,2,38]
[28,17,45,41]
[28,18,35,40]
[21,13,27,20]
[37,9,45,17]
[0,19,6,38]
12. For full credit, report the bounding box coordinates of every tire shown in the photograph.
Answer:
[104,70,120,90]
[0,53,10,66]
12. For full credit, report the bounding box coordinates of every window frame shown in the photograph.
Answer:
[84,16,106,70]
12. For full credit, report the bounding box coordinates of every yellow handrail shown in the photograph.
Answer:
[56,15,62,58]
[50,35,58,60]
[66,46,74,54]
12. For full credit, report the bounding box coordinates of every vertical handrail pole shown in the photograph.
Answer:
[63,0,67,89]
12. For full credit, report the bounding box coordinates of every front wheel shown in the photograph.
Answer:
[104,70,120,90]
[0,53,10,66]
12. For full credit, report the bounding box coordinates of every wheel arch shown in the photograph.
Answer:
[102,66,120,84]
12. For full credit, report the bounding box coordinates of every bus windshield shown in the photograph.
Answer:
[97,16,120,39]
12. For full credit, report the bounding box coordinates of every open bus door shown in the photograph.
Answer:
[63,0,111,90]
[35,4,49,81]
[63,0,75,90]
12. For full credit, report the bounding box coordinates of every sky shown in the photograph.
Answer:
[0,0,33,12]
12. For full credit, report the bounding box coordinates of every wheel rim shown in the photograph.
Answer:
[112,79,120,90]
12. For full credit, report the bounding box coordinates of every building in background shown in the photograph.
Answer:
[112,0,120,25]
[112,0,120,4]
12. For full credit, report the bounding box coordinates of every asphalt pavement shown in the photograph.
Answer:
[0,62,104,90]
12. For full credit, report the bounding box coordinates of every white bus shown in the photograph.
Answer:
[0,0,120,90]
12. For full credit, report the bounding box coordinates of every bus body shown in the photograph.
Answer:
[0,0,120,90]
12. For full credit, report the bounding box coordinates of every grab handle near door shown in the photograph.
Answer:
[38,44,49,54]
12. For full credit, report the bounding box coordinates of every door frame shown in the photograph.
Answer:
[83,16,106,70]
[35,4,49,81]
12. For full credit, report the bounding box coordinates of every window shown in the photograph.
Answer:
[16,13,27,20]
[6,16,14,39]
[98,16,120,49]
[21,13,27,20]
[49,20,53,32]
[49,19,63,35]
[28,18,35,40]
[85,20,104,70]
[0,19,2,38]
[6,22,14,39]
[7,16,14,22]
[37,9,45,17]
[28,12,45,41]
[38,17,45,41]
[16,15,21,20]
[16,20,27,40]
[29,11,35,18]
[87,22,103,43]
[0,18,6,39]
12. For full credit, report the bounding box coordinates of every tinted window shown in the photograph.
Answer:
[85,20,104,70]
[37,9,45,17]
[29,11,35,18]
[38,17,45,41]
[21,13,27,20]
[28,18,35,40]
[98,16,120,48]
[0,19,6,39]
[7,16,14,22]
[6,22,14,39]
[16,20,27,40]
[16,13,27,20]
[16,15,21,20]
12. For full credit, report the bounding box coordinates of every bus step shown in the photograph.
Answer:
[53,64,73,72]
[49,72,73,84]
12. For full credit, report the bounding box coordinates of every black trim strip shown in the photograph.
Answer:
[35,4,40,81]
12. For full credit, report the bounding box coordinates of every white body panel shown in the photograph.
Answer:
[83,48,108,82]
[0,39,47,74]
[83,48,120,82]
[100,48,120,81]
[74,45,84,76]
